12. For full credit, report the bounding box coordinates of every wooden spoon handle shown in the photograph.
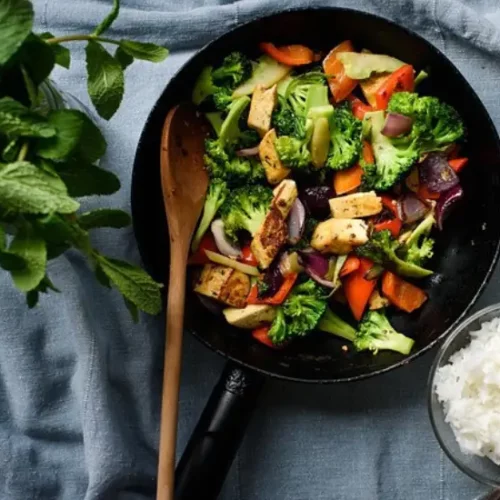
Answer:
[157,245,188,500]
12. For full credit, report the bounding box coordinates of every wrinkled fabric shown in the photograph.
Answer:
[1,0,500,498]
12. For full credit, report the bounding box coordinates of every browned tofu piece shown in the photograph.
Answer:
[369,289,390,310]
[311,218,369,254]
[329,192,382,219]
[360,73,390,107]
[251,207,288,269]
[248,84,278,137]
[271,179,298,219]
[195,264,250,308]
[259,129,290,185]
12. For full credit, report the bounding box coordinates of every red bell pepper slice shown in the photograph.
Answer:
[448,157,468,173]
[188,233,218,265]
[344,258,378,321]
[348,95,374,120]
[259,42,316,66]
[252,326,280,348]
[240,245,259,266]
[375,65,415,110]
[247,273,298,306]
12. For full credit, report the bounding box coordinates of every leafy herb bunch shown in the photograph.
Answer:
[0,0,170,319]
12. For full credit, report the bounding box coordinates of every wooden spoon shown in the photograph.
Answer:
[157,103,209,500]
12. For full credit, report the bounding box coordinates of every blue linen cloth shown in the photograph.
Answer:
[1,0,500,498]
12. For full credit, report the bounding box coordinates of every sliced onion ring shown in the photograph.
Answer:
[382,112,413,138]
[305,268,336,288]
[288,198,306,244]
[436,184,464,230]
[211,219,241,257]
[236,145,260,157]
[398,193,430,224]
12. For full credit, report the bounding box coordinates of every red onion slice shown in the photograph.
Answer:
[382,112,413,138]
[398,193,430,224]
[211,219,241,257]
[236,145,260,157]
[436,184,463,230]
[419,152,459,194]
[305,267,336,288]
[298,250,329,278]
[300,186,335,219]
[288,198,306,244]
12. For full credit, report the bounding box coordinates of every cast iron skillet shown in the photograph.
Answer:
[132,8,500,499]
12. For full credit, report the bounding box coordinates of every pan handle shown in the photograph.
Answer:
[174,362,265,499]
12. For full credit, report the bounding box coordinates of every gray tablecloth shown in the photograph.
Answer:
[1,0,500,499]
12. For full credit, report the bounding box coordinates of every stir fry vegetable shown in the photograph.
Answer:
[188,41,467,356]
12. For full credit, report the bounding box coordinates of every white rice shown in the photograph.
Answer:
[434,317,500,465]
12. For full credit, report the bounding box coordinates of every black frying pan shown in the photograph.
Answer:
[131,8,500,499]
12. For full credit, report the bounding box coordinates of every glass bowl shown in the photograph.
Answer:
[428,303,500,487]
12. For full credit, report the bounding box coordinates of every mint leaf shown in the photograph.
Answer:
[26,290,38,308]
[79,209,131,230]
[92,0,120,37]
[86,40,124,120]
[124,297,139,323]
[119,40,169,63]
[36,110,106,163]
[115,46,133,69]
[36,109,84,159]
[39,32,70,69]
[0,161,79,214]
[35,214,91,255]
[0,97,56,138]
[0,225,4,251]
[2,138,20,162]
[56,159,120,197]
[18,34,55,86]
[78,113,107,163]
[37,159,69,194]
[95,254,162,315]
[9,225,47,292]
[46,242,70,260]
[0,0,33,65]
[0,252,26,271]
[95,264,111,288]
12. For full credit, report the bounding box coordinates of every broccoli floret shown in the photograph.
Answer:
[399,213,435,266]
[355,230,433,279]
[191,179,229,252]
[192,66,217,106]
[284,72,328,137]
[212,52,252,87]
[388,92,464,152]
[326,103,363,170]
[317,308,414,355]
[192,53,252,111]
[272,96,299,137]
[362,110,419,191]
[204,139,263,186]
[357,310,415,354]
[275,135,312,170]
[220,185,273,240]
[267,280,327,345]
[268,308,288,344]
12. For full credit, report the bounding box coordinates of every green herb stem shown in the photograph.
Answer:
[44,34,119,46]
[17,142,29,162]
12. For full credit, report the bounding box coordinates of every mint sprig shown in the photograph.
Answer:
[0,0,167,319]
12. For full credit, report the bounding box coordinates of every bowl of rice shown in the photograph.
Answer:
[429,303,500,486]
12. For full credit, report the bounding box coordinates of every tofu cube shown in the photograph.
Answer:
[271,179,298,218]
[195,264,250,308]
[223,304,277,329]
[251,207,288,269]
[251,179,298,269]
[248,84,278,137]
[369,289,390,310]
[259,129,290,185]
[329,191,382,219]
[311,218,369,254]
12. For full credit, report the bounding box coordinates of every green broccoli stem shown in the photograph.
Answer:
[368,332,415,355]
[317,308,357,342]
[406,212,435,247]
[219,96,251,146]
